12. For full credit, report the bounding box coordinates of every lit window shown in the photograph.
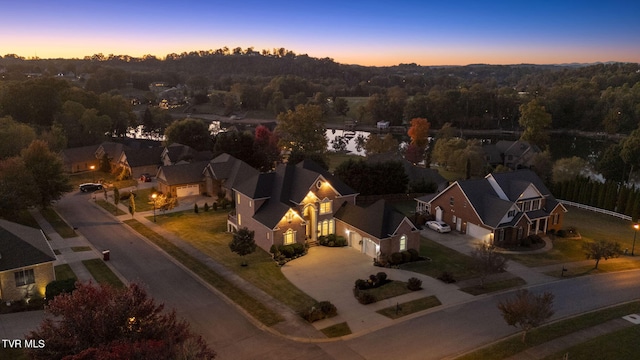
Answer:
[284,229,296,245]
[238,213,242,225]
[319,199,332,214]
[399,235,407,251]
[15,269,35,287]
[236,193,240,204]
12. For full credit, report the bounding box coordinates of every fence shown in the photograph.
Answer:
[558,200,632,221]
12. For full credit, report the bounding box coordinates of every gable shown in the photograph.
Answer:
[0,220,56,271]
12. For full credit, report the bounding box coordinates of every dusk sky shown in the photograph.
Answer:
[3,1,639,66]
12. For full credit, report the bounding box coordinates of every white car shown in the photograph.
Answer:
[426,221,451,233]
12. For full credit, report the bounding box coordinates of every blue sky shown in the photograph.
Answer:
[2,0,639,66]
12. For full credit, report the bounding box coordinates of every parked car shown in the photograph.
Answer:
[140,173,153,182]
[79,183,103,192]
[426,220,451,233]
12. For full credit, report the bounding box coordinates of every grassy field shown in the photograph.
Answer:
[320,322,352,338]
[81,259,124,288]
[401,237,478,281]
[40,207,76,238]
[359,281,413,302]
[54,264,77,281]
[326,151,361,171]
[124,218,284,326]
[96,199,127,216]
[542,326,640,360]
[152,209,318,313]
[68,170,137,189]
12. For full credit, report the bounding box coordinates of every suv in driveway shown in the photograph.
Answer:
[79,183,103,192]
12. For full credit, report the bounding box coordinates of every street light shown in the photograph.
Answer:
[89,165,96,182]
[632,224,639,256]
[152,193,157,222]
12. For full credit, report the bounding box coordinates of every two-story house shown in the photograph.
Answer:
[425,169,566,246]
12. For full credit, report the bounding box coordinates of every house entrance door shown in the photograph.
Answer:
[304,204,317,242]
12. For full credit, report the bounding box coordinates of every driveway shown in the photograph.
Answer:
[281,246,474,335]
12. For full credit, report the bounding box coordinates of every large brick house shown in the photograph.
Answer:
[423,170,566,246]
[228,160,420,259]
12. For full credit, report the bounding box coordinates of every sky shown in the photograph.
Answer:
[2,0,639,66]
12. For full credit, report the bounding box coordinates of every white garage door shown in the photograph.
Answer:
[176,184,199,197]
[350,232,362,252]
[467,223,492,242]
[363,238,378,258]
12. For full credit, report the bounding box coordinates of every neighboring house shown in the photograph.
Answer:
[335,199,420,259]
[0,219,56,301]
[161,143,213,166]
[483,140,541,170]
[156,161,209,198]
[203,153,259,199]
[117,147,164,179]
[425,169,567,246]
[229,160,420,260]
[95,141,128,170]
[367,152,448,192]
[60,144,100,173]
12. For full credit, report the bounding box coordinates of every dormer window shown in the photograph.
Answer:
[319,198,332,214]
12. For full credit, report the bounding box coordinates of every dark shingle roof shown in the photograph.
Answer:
[0,219,56,271]
[61,145,100,164]
[123,147,164,168]
[491,169,552,200]
[157,161,208,185]
[334,199,413,239]
[207,153,259,190]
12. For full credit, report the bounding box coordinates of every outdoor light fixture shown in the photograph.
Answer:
[152,193,157,222]
[632,223,639,256]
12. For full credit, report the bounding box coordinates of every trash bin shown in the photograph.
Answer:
[102,250,110,261]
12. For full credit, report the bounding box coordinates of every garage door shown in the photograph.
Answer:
[467,223,492,242]
[362,238,378,258]
[176,184,199,197]
[349,232,362,252]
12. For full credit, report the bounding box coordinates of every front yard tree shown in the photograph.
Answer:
[21,140,72,208]
[469,244,508,288]
[164,118,213,151]
[26,282,216,360]
[518,99,552,148]
[129,192,136,218]
[229,227,256,266]
[497,289,555,343]
[583,240,622,269]
[0,157,39,215]
[407,117,431,150]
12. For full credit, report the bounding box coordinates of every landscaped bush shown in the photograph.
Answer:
[0,297,45,314]
[212,202,218,211]
[45,279,76,301]
[401,250,412,263]
[318,234,347,247]
[520,234,544,247]
[204,203,209,212]
[301,301,338,322]
[388,252,404,265]
[353,288,377,304]
[438,271,456,283]
[376,272,387,283]
[407,248,420,261]
[271,243,307,265]
[291,242,305,255]
[407,277,423,291]
[278,245,295,259]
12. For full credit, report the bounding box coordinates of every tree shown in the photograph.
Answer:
[407,117,431,149]
[275,104,327,156]
[26,282,215,360]
[518,99,552,148]
[129,193,136,218]
[364,133,398,155]
[552,156,589,184]
[583,240,622,269]
[0,157,39,215]
[21,140,72,208]
[252,125,280,171]
[333,97,349,116]
[0,116,36,159]
[620,128,640,180]
[469,244,508,288]
[229,227,256,266]
[164,118,212,151]
[497,289,555,343]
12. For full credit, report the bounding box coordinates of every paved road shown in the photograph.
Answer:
[51,192,640,360]
[55,192,331,360]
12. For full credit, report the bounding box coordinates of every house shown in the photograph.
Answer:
[161,143,213,166]
[203,153,259,199]
[60,144,100,173]
[335,200,420,259]
[117,147,164,179]
[0,219,56,301]
[424,169,567,246]
[482,140,541,170]
[229,160,420,260]
[95,142,128,169]
[156,161,209,198]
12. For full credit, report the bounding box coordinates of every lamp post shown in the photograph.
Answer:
[89,165,96,182]
[152,193,157,222]
[632,224,639,256]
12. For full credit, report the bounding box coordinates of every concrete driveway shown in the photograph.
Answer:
[281,246,474,335]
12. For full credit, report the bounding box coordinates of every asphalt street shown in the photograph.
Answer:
[51,192,640,360]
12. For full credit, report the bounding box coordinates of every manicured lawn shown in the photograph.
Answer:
[124,218,284,327]
[320,322,352,338]
[460,277,527,296]
[96,199,127,216]
[152,210,318,313]
[71,246,92,252]
[81,259,124,288]
[542,326,640,360]
[68,170,137,189]
[40,207,77,238]
[128,187,156,212]
[544,258,640,279]
[359,281,413,302]
[54,264,77,281]
[377,296,442,319]
[400,237,478,281]
[457,300,640,360]
[0,348,27,360]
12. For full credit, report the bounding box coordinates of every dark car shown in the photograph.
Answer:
[79,183,103,192]
[140,173,153,182]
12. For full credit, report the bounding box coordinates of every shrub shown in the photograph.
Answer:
[407,277,423,291]
[355,291,376,304]
[301,307,324,322]
[335,235,347,247]
[212,202,218,211]
[438,271,456,283]
[401,250,412,263]
[292,243,305,255]
[194,203,199,213]
[278,245,295,259]
[318,301,337,318]
[407,248,420,261]
[45,279,76,301]
[388,252,404,265]
[269,244,280,257]
[204,203,209,212]
[355,279,369,290]
[376,272,388,283]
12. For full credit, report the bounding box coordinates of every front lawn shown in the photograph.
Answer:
[40,207,76,238]
[320,322,352,338]
[54,264,77,281]
[82,259,124,288]
[377,296,442,319]
[153,210,318,313]
[358,280,413,302]
[400,236,478,281]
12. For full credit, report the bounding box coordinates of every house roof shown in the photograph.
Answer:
[122,147,164,168]
[366,152,447,187]
[334,199,415,239]
[163,143,213,164]
[60,144,100,164]
[490,169,552,200]
[0,219,56,272]
[156,161,209,185]
[97,141,128,160]
[205,153,259,190]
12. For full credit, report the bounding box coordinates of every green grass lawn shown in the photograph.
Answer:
[542,326,640,360]
[71,246,92,252]
[68,170,137,189]
[81,259,124,288]
[96,199,127,216]
[152,210,318,313]
[460,277,527,296]
[40,207,77,238]
[54,264,77,281]
[124,218,284,327]
[377,296,442,319]
[359,281,413,302]
[320,322,352,338]
[400,237,478,281]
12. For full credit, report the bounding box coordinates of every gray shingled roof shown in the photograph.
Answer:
[157,161,208,185]
[61,144,100,164]
[0,219,56,271]
[492,169,552,199]
[334,199,414,239]
[207,153,259,190]
[123,147,164,168]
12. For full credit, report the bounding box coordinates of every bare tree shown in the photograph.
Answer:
[469,244,508,288]
[498,289,555,343]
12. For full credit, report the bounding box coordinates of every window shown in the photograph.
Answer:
[318,219,335,236]
[399,235,407,251]
[284,229,296,245]
[508,210,516,217]
[15,269,35,287]
[236,193,241,205]
[319,198,332,214]
[532,199,541,210]
[237,213,242,226]
[523,201,532,212]
[249,200,253,208]
[452,215,457,223]
[449,197,454,206]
